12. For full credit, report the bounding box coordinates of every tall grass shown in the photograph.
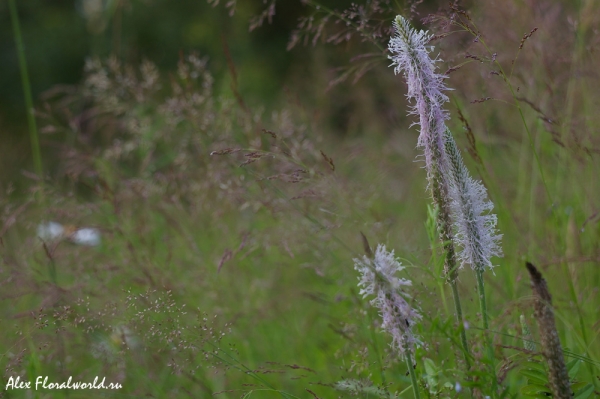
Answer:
[8,0,42,178]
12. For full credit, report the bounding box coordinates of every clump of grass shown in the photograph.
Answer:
[3,45,355,397]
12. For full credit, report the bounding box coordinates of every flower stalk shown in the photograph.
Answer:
[389,15,503,396]
[445,129,501,392]
[405,350,421,399]
[388,14,472,370]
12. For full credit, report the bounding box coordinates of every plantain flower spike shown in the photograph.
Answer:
[444,130,502,272]
[388,15,450,178]
[354,244,422,358]
[389,15,502,272]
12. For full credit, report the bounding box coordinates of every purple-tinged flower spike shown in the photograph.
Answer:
[389,15,459,285]
[354,244,422,358]
[389,15,502,273]
[444,130,503,272]
[388,15,450,178]
[388,17,502,388]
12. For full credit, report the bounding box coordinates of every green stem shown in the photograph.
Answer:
[447,252,474,399]
[476,269,497,398]
[405,351,421,399]
[450,279,471,370]
[9,0,43,178]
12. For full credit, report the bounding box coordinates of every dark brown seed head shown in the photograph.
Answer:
[526,262,571,399]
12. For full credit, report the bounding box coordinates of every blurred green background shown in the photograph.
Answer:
[1,0,323,185]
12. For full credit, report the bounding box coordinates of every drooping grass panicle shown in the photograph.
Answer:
[354,244,422,358]
[444,130,503,272]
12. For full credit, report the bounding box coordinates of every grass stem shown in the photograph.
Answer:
[450,279,471,370]
[405,350,421,399]
[8,0,43,178]
[476,269,497,398]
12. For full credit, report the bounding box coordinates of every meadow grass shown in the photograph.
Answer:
[1,1,600,398]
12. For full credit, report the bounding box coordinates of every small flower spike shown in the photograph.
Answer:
[354,244,421,358]
[444,130,502,272]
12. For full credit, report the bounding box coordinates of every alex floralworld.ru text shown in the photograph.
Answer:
[5,376,123,390]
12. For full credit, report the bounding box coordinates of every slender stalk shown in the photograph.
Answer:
[9,0,43,178]
[476,269,497,397]
[444,130,500,397]
[450,280,471,366]
[405,350,421,399]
